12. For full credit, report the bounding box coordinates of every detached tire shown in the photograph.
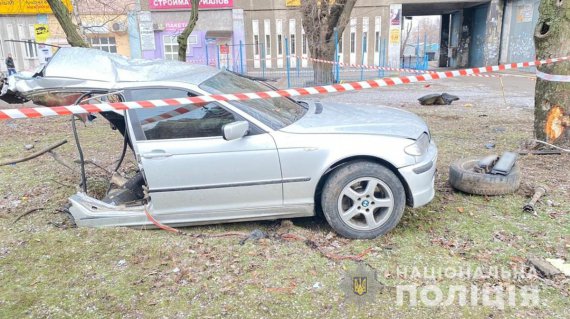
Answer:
[449,158,520,195]
[321,161,406,239]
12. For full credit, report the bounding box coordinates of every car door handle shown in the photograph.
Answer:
[142,151,173,159]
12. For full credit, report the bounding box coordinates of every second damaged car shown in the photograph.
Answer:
[2,48,437,239]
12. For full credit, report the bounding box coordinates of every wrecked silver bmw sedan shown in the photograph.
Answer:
[2,48,437,239]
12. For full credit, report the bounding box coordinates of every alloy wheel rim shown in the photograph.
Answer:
[337,177,394,231]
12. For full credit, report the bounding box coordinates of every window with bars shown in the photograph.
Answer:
[302,33,307,55]
[350,32,355,53]
[254,35,260,55]
[363,32,368,53]
[23,40,38,58]
[375,31,380,52]
[265,34,271,55]
[277,34,283,55]
[162,35,178,60]
[290,34,296,55]
[89,37,117,53]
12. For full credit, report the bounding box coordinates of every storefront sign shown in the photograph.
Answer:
[34,24,50,43]
[389,29,400,45]
[219,45,229,54]
[285,0,300,6]
[149,0,233,10]
[0,0,72,15]
[165,22,187,31]
[139,21,156,51]
[388,4,402,68]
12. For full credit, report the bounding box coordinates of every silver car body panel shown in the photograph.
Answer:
[7,48,437,228]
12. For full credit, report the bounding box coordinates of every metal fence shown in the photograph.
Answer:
[192,36,429,88]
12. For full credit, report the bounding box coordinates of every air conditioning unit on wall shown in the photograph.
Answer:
[112,22,127,33]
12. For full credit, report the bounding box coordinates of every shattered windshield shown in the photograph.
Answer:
[199,71,307,130]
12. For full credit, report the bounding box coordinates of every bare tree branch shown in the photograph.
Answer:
[46,0,90,47]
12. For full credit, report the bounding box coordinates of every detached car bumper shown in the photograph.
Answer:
[399,141,438,208]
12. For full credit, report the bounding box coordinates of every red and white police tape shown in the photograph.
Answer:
[0,56,567,121]
[297,55,537,79]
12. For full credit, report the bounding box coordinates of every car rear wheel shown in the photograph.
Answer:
[321,161,406,239]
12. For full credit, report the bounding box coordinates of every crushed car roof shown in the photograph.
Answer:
[39,47,220,85]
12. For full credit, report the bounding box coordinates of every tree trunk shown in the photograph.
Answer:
[177,0,200,62]
[400,21,413,57]
[533,0,570,146]
[301,0,356,85]
[46,0,89,48]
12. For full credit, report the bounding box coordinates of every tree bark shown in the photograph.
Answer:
[533,0,570,146]
[177,0,200,62]
[400,20,413,57]
[301,0,356,85]
[46,0,89,48]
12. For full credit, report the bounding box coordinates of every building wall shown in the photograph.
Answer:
[0,15,42,72]
[46,14,132,58]
[237,0,391,69]
[500,0,540,63]
[139,1,240,67]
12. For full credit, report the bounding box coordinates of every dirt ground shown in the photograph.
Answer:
[0,73,568,318]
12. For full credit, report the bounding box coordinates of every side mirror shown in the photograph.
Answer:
[222,121,249,141]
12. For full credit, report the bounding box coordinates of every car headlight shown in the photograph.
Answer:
[404,133,430,156]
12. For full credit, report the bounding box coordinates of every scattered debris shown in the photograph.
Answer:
[117,259,127,267]
[24,144,34,150]
[545,259,570,276]
[518,150,562,155]
[12,207,45,224]
[449,153,521,195]
[490,151,518,175]
[418,93,459,105]
[485,143,496,149]
[239,229,267,245]
[312,282,322,289]
[266,280,297,294]
[528,257,562,278]
[0,140,67,166]
[523,185,548,215]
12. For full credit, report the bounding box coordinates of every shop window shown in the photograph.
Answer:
[188,35,198,45]
[163,35,178,61]
[89,37,117,53]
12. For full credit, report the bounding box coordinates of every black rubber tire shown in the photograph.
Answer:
[449,158,521,195]
[321,161,406,239]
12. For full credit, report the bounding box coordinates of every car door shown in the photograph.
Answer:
[123,88,283,221]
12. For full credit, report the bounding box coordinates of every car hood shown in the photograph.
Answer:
[281,101,427,139]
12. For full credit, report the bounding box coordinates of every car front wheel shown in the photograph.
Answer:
[321,161,406,239]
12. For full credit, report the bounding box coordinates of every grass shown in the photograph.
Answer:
[1,92,569,318]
